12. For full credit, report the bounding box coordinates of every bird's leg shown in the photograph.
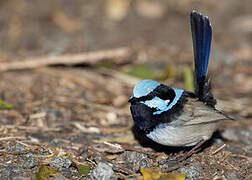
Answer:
[178,139,207,162]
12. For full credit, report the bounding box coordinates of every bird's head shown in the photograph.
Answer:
[129,79,160,103]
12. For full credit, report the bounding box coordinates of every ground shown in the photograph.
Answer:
[0,0,251,180]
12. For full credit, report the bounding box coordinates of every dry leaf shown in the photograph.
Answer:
[140,168,186,180]
[35,165,60,180]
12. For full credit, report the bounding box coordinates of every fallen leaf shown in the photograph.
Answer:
[35,165,60,180]
[76,163,90,176]
[71,160,90,176]
[0,100,14,109]
[140,168,186,180]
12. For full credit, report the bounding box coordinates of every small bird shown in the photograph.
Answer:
[129,11,231,150]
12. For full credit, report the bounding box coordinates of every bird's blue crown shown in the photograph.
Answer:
[132,80,160,98]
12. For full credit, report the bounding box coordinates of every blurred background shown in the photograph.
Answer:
[0,0,251,179]
[1,0,252,58]
[1,0,251,117]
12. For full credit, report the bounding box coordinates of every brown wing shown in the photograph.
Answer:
[170,97,230,126]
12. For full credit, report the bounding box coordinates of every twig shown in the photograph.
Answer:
[0,47,132,71]
[0,136,26,141]
[4,125,61,131]
[212,144,226,155]
[226,161,240,171]
[103,142,123,150]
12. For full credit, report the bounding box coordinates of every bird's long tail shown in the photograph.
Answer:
[190,10,216,106]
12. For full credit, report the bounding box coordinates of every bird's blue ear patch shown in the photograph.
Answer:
[153,89,184,115]
[167,89,184,109]
[132,80,160,98]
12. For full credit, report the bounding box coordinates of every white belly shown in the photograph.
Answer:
[146,122,218,147]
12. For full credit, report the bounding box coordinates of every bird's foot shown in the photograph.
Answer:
[177,139,207,162]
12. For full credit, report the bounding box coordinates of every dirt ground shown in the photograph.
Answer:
[0,0,251,179]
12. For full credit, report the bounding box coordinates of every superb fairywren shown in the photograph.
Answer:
[129,11,231,148]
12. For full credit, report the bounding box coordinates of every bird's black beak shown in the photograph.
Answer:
[128,96,133,103]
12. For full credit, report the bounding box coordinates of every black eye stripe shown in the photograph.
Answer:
[154,85,175,104]
[129,84,176,105]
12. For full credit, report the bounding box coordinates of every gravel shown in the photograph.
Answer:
[179,162,203,180]
[7,144,26,153]
[50,157,72,171]
[20,153,35,169]
[225,171,242,180]
[91,162,116,180]
[123,151,150,172]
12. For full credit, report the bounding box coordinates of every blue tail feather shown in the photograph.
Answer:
[191,10,212,82]
[190,11,212,96]
[190,11,216,106]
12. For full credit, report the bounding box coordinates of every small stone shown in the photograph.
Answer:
[221,129,240,141]
[21,153,35,169]
[179,162,203,180]
[159,159,178,169]
[50,157,72,171]
[123,151,150,172]
[7,144,26,152]
[225,172,241,180]
[239,129,252,145]
[91,162,116,180]
[221,128,252,145]
[93,157,106,164]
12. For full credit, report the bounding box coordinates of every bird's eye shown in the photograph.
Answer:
[155,85,175,102]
